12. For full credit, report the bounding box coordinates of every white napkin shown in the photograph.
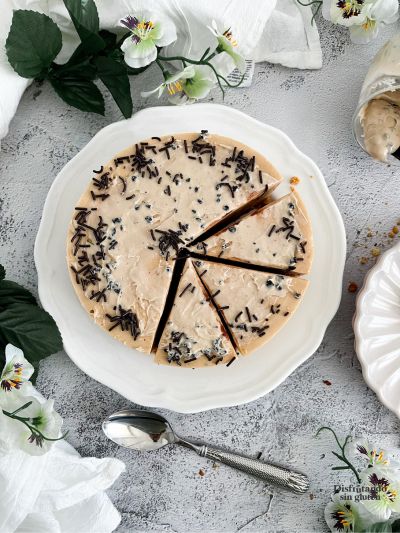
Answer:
[0,0,321,143]
[0,390,125,533]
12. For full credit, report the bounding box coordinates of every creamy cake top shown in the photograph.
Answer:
[193,260,308,355]
[67,132,283,355]
[155,261,236,368]
[362,90,400,162]
[198,190,313,275]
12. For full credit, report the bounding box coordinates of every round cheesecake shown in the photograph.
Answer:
[66,131,312,367]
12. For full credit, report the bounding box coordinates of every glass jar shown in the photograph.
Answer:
[352,34,400,164]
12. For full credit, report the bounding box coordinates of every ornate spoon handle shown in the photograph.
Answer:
[179,440,309,494]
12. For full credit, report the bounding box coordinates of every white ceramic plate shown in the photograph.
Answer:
[354,242,400,418]
[34,104,346,413]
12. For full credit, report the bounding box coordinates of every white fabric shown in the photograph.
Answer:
[0,389,125,533]
[0,0,322,143]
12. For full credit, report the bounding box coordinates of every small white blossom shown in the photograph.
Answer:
[360,468,400,521]
[142,66,214,104]
[0,344,33,393]
[325,492,366,532]
[323,0,399,43]
[208,20,246,73]
[120,13,177,69]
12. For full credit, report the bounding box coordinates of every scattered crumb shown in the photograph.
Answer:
[309,175,314,179]
[367,229,373,238]
[256,451,263,459]
[290,176,300,185]
[309,493,314,500]
[359,256,369,265]
[198,469,205,477]
[212,463,219,470]
[323,380,332,386]
[348,282,358,293]
[371,247,381,257]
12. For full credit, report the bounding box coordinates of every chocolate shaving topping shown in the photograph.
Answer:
[106,305,141,339]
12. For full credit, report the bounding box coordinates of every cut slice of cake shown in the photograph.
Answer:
[198,190,313,275]
[193,260,308,356]
[155,261,237,367]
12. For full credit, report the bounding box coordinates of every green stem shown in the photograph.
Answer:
[316,426,361,484]
[2,408,68,443]
[157,55,245,89]
[156,58,169,78]
[296,0,322,24]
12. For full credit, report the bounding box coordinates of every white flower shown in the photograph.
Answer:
[208,20,246,73]
[120,13,177,69]
[324,0,399,43]
[325,492,366,532]
[349,0,399,43]
[351,439,400,474]
[0,396,63,456]
[0,344,33,393]
[360,469,400,521]
[142,66,214,104]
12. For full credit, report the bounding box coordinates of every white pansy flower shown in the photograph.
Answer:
[120,13,177,69]
[141,66,196,98]
[0,344,33,393]
[323,0,399,43]
[351,439,400,474]
[0,396,63,456]
[349,0,399,43]
[325,492,366,532]
[168,66,215,105]
[208,20,246,73]
[360,469,400,521]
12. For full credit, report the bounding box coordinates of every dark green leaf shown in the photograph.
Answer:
[63,0,104,54]
[63,0,99,33]
[50,76,105,115]
[95,56,132,118]
[99,29,117,50]
[0,281,37,309]
[6,10,62,78]
[331,466,350,470]
[391,519,400,532]
[50,57,97,80]
[0,265,5,282]
[0,303,62,363]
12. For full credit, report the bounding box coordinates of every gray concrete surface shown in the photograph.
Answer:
[1,18,400,533]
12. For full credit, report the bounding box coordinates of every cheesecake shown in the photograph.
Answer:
[155,261,236,367]
[193,259,308,355]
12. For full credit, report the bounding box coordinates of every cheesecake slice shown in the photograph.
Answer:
[198,190,313,275]
[155,261,236,367]
[193,260,308,355]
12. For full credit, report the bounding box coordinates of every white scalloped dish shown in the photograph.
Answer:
[34,104,346,413]
[355,242,400,418]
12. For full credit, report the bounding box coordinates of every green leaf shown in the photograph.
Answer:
[50,76,105,115]
[0,281,37,309]
[95,56,132,118]
[6,10,62,78]
[50,57,97,80]
[391,519,400,532]
[0,303,62,363]
[0,265,5,282]
[62,0,105,54]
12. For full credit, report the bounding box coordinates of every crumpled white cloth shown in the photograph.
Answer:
[0,0,322,143]
[0,389,125,533]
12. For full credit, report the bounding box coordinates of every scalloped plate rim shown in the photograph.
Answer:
[34,103,346,413]
[354,241,400,418]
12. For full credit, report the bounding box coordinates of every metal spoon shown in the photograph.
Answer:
[103,409,309,494]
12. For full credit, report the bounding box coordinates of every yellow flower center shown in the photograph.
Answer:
[167,81,183,95]
[223,29,238,47]
[362,18,376,31]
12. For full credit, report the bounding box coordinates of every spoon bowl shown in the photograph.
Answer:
[103,410,176,451]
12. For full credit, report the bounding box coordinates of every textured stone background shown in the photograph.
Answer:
[1,18,400,533]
